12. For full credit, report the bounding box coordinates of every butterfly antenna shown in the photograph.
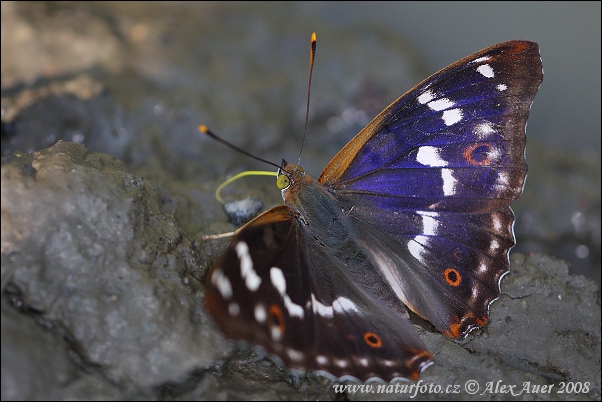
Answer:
[198,125,281,170]
[297,32,317,166]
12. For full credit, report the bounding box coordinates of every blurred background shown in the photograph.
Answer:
[1,2,600,284]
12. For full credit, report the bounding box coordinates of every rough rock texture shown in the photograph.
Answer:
[1,142,227,398]
[1,142,600,400]
[464,253,600,387]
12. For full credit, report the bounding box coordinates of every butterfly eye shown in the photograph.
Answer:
[277,173,291,190]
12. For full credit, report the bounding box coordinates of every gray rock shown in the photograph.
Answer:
[223,197,264,226]
[1,141,227,398]
[464,253,600,388]
[1,298,121,400]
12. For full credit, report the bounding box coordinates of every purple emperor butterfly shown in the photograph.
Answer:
[204,40,543,382]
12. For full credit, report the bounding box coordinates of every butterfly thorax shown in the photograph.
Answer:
[278,162,352,237]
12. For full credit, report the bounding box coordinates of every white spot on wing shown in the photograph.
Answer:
[270,267,305,318]
[211,269,232,300]
[228,302,240,316]
[419,211,439,235]
[311,294,359,317]
[408,235,429,263]
[316,355,328,365]
[441,168,458,196]
[471,285,480,300]
[442,108,463,126]
[270,267,287,294]
[271,325,282,341]
[478,261,488,274]
[254,304,267,323]
[474,122,496,139]
[312,294,333,318]
[335,359,348,368]
[488,146,502,162]
[496,171,510,187]
[416,146,448,167]
[492,215,503,231]
[497,83,507,91]
[472,56,491,64]
[287,348,304,362]
[418,90,435,104]
[476,64,495,78]
[284,298,304,318]
[428,97,454,111]
[236,242,262,291]
[490,239,500,252]
[333,297,360,314]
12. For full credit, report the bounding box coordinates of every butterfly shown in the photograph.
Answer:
[203,40,543,382]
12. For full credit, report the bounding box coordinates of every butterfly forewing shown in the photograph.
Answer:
[318,41,542,338]
[205,204,433,381]
[205,206,314,355]
[320,41,541,213]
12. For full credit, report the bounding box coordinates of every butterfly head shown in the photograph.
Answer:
[276,160,305,192]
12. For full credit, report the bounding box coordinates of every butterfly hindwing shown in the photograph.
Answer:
[348,205,516,337]
[318,41,543,338]
[205,205,433,381]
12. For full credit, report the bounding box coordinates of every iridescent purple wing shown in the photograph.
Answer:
[319,41,543,338]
